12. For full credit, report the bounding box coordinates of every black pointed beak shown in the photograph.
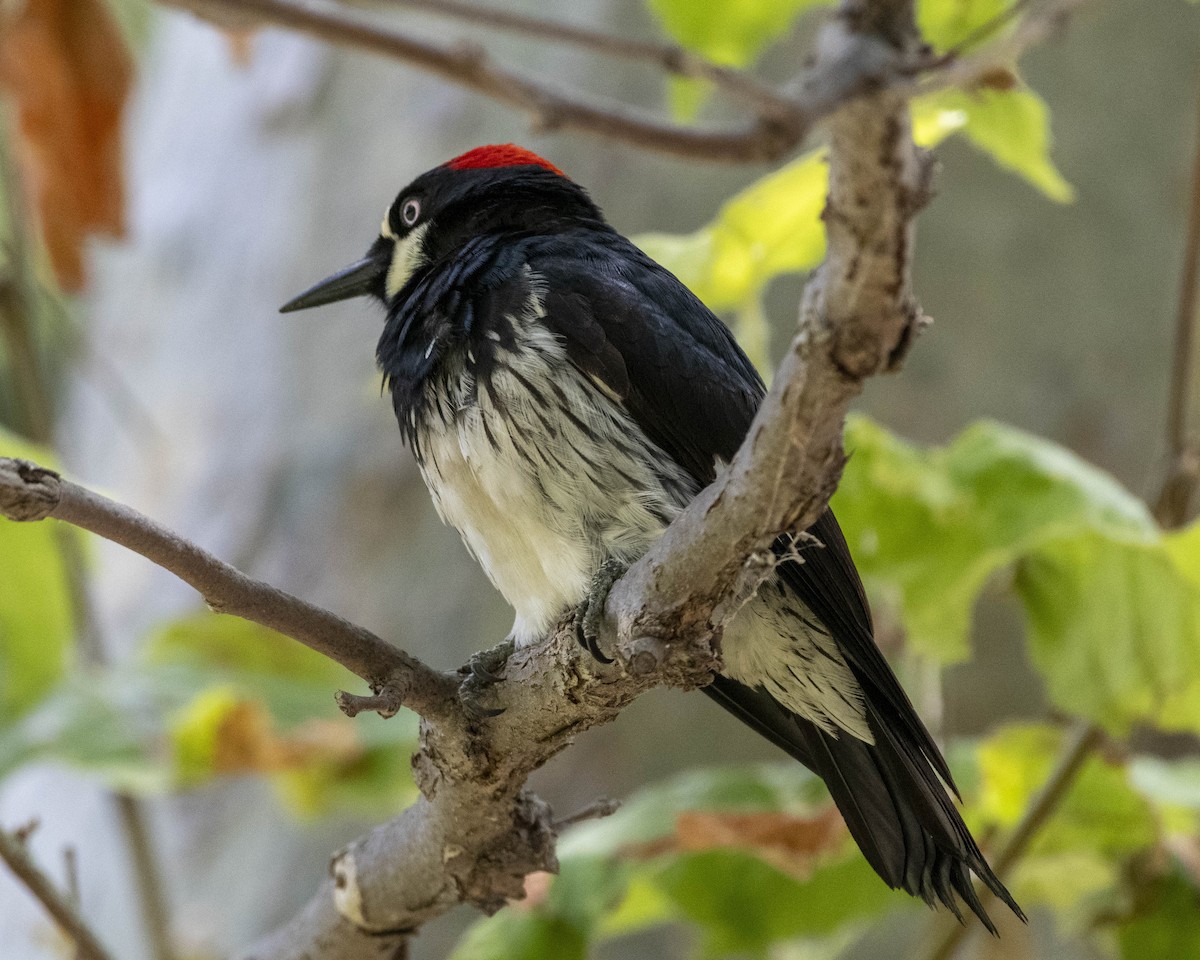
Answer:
[280,253,386,313]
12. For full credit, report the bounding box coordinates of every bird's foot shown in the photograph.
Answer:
[575,558,627,665]
[458,639,514,719]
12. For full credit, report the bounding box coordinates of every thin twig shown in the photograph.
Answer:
[0,458,460,721]
[112,798,174,960]
[379,0,798,118]
[1155,69,1200,527]
[0,828,117,960]
[922,722,1103,960]
[552,797,621,831]
[158,0,803,163]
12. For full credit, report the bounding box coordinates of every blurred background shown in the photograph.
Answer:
[1,1,1198,959]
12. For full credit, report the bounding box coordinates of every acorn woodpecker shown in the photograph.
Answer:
[282,144,1022,929]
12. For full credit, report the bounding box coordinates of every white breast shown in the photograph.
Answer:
[415,298,696,645]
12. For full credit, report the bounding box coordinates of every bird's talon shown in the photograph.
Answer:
[458,639,514,719]
[575,558,626,664]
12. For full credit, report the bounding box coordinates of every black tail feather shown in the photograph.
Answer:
[704,677,1025,931]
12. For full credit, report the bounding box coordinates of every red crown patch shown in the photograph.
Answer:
[446,144,566,178]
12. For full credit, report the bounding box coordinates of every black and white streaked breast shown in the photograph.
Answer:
[383,261,698,645]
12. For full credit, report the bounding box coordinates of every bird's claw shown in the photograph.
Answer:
[575,558,627,665]
[458,639,514,719]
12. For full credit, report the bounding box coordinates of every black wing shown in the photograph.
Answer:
[534,236,952,787]
[525,235,1023,925]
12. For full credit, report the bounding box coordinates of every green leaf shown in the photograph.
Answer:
[595,869,679,937]
[921,86,1074,201]
[144,613,354,691]
[1116,868,1200,960]
[453,764,850,959]
[450,910,587,960]
[1014,850,1118,914]
[0,429,73,721]
[831,417,1154,662]
[636,148,827,314]
[1016,531,1200,734]
[0,668,178,791]
[654,848,902,954]
[0,610,419,814]
[646,0,832,67]
[639,82,1066,320]
[449,857,626,960]
[975,724,1156,858]
[917,0,1010,52]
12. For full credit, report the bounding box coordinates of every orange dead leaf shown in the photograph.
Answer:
[0,0,133,290]
[625,806,846,879]
[212,701,362,775]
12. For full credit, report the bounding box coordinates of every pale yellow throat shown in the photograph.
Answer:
[383,223,430,298]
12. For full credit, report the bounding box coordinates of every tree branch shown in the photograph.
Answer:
[226,2,932,957]
[154,0,1091,164]
[379,0,799,119]
[157,0,804,163]
[0,826,117,960]
[0,458,460,722]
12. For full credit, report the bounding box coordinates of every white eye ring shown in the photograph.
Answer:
[400,198,421,227]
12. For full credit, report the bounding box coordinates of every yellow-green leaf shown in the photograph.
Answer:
[647,0,832,67]
[832,416,1154,662]
[0,429,73,720]
[917,0,1010,52]
[1017,531,1200,734]
[976,723,1156,857]
[922,86,1074,202]
[635,101,969,316]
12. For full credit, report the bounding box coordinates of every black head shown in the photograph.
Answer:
[280,145,602,313]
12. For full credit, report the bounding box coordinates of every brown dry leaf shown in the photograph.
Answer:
[0,0,133,291]
[212,701,362,775]
[626,806,846,879]
[973,66,1018,92]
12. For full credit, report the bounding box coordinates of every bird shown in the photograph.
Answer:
[281,143,1023,930]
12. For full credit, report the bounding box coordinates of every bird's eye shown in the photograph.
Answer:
[400,198,421,227]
